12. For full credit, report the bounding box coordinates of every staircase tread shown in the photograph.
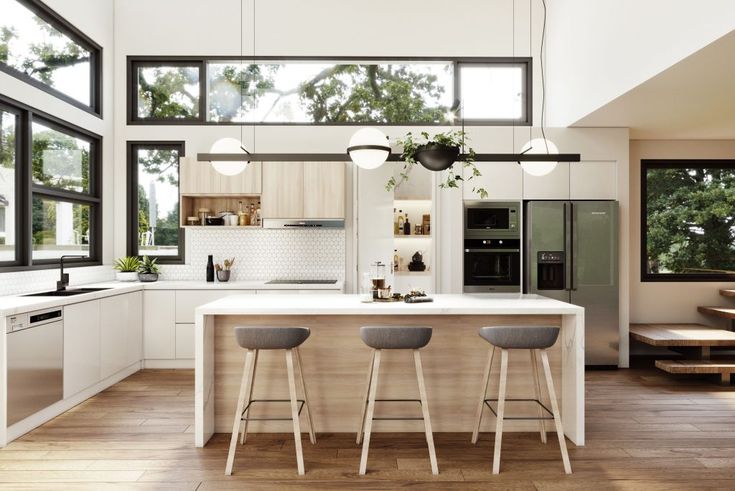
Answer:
[719,289,735,297]
[697,306,735,320]
[656,359,735,374]
[630,323,735,346]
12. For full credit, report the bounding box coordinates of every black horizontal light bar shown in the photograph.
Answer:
[197,153,582,162]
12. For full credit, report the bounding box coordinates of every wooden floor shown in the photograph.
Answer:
[1,368,735,490]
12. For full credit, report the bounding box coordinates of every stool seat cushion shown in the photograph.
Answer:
[234,326,310,350]
[360,325,432,350]
[479,326,560,349]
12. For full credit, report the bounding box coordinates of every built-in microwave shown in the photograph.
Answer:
[463,201,520,238]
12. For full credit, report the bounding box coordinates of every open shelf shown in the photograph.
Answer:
[395,270,431,276]
[182,225,261,229]
[394,234,431,238]
[180,195,261,227]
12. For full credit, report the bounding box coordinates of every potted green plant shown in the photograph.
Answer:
[113,256,141,282]
[386,130,488,198]
[138,256,161,283]
[215,257,235,282]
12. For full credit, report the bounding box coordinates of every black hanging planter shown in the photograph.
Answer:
[414,143,460,171]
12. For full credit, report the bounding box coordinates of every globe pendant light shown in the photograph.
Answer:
[209,137,249,176]
[347,128,391,169]
[520,138,558,176]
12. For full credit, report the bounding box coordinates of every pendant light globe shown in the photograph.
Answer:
[210,137,249,176]
[347,128,391,170]
[520,138,559,177]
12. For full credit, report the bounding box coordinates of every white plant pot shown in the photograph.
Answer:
[116,271,139,282]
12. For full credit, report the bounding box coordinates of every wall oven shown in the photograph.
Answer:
[464,201,520,239]
[463,238,521,292]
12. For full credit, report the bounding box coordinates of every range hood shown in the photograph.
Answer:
[262,219,344,229]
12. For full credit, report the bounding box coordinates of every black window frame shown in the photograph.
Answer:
[641,159,735,282]
[127,56,532,126]
[0,93,102,272]
[127,141,186,265]
[0,0,103,117]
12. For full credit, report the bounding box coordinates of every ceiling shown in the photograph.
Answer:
[572,29,735,139]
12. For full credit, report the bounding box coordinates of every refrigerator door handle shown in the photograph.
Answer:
[570,202,576,291]
[563,202,571,291]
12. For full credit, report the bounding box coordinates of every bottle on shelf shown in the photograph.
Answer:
[256,201,262,226]
[397,210,404,235]
[249,203,256,225]
[403,213,411,235]
[393,208,399,235]
[393,249,400,272]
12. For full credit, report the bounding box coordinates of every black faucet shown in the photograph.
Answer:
[57,255,87,291]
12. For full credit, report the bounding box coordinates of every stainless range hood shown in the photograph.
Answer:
[262,219,344,229]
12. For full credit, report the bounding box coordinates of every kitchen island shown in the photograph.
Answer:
[194,293,585,447]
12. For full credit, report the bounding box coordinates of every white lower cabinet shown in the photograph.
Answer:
[63,300,101,398]
[126,291,143,366]
[144,290,176,360]
[100,291,143,379]
[175,323,195,359]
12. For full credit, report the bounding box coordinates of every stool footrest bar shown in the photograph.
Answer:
[241,399,306,421]
[484,398,554,420]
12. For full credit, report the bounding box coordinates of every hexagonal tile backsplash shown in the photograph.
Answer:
[160,228,346,281]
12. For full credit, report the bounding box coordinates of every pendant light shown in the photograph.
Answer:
[520,0,557,177]
[347,128,391,170]
[209,0,251,176]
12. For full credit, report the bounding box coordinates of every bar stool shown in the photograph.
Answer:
[356,325,438,476]
[225,326,316,476]
[471,326,571,474]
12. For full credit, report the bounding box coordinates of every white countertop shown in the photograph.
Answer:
[195,293,584,316]
[0,280,344,317]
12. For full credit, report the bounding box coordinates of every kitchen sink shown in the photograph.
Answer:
[22,287,112,297]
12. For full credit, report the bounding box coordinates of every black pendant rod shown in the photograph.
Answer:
[197,152,581,162]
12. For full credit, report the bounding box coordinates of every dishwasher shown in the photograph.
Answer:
[6,307,64,426]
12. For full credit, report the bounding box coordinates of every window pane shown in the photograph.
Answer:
[206,61,453,123]
[0,109,17,262]
[32,196,90,260]
[137,65,200,119]
[0,0,92,105]
[459,64,524,120]
[32,121,90,193]
[645,166,735,276]
[136,147,180,256]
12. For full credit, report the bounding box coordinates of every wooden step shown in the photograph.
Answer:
[720,289,735,298]
[697,306,735,320]
[655,359,735,384]
[630,323,735,347]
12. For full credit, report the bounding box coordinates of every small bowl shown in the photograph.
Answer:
[205,216,225,226]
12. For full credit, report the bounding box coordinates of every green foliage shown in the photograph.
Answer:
[138,255,160,274]
[137,66,200,119]
[114,256,141,272]
[387,130,488,199]
[646,167,735,275]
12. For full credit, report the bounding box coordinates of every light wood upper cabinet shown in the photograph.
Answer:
[180,157,262,195]
[262,162,304,218]
[303,162,345,218]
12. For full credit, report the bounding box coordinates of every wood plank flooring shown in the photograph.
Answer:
[1,368,734,489]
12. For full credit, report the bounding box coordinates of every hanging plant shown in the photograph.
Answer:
[385,130,488,199]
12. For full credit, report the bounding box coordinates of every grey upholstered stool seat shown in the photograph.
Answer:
[479,326,559,350]
[234,326,310,350]
[226,326,316,477]
[360,325,432,350]
[472,325,571,475]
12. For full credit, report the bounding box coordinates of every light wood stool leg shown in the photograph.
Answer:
[295,347,317,444]
[414,350,439,475]
[225,349,254,476]
[356,350,376,444]
[286,349,305,475]
[471,346,495,444]
[240,349,259,445]
[540,350,572,474]
[530,349,547,444]
[492,348,508,474]
[359,349,381,475]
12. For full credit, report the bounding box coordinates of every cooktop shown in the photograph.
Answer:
[265,279,338,285]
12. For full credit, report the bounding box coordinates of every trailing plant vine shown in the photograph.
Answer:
[385,130,488,199]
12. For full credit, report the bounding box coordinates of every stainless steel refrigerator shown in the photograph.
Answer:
[525,201,619,366]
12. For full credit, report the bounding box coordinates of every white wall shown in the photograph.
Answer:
[0,0,115,291]
[546,0,735,127]
[629,140,735,330]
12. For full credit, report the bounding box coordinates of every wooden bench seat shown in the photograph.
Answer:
[630,323,735,347]
[655,359,735,384]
